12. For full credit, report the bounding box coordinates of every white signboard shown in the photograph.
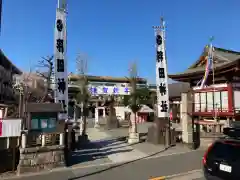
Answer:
[207,92,213,112]
[54,8,68,120]
[221,91,228,111]
[0,119,22,138]
[194,93,200,112]
[200,92,206,112]
[89,86,130,96]
[234,90,240,111]
[155,23,169,118]
[213,91,221,110]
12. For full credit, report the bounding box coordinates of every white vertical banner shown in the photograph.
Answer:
[155,22,170,118]
[54,8,68,120]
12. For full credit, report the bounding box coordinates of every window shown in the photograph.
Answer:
[208,141,240,161]
[31,117,56,132]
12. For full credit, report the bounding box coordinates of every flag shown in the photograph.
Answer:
[199,44,214,89]
[0,0,2,34]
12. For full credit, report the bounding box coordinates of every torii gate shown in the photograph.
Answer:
[90,86,130,128]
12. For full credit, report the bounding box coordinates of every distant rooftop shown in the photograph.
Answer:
[0,49,22,74]
[68,73,147,84]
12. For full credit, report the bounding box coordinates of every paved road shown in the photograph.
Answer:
[4,149,205,180]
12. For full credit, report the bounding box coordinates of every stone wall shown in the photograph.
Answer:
[17,145,65,174]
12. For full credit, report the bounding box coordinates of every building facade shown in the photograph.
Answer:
[0,50,22,106]
[169,46,240,126]
[0,49,21,120]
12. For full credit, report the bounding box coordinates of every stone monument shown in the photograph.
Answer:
[17,103,65,174]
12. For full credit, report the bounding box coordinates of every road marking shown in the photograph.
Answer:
[149,169,202,180]
[149,176,166,180]
[145,150,195,160]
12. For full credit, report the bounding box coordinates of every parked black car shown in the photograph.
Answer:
[203,126,240,180]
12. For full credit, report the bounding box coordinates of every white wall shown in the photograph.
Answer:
[115,106,130,121]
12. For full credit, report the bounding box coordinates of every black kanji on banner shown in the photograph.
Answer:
[157,51,163,62]
[56,39,64,53]
[57,78,66,94]
[56,19,63,32]
[159,83,166,96]
[57,59,64,72]
[59,100,67,113]
[160,101,168,112]
[156,35,162,45]
[158,68,165,78]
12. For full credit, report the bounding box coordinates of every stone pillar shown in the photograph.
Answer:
[94,102,100,128]
[180,101,183,124]
[6,137,10,149]
[21,133,27,148]
[128,112,140,144]
[103,108,106,118]
[181,92,193,144]
[73,104,77,122]
[59,133,64,146]
[41,134,46,147]
[79,102,84,135]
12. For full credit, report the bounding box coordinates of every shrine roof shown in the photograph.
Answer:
[68,74,147,83]
[168,46,240,80]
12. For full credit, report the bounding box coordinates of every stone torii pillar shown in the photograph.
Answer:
[181,92,193,144]
[94,102,100,128]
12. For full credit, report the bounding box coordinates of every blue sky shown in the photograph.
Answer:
[0,0,240,83]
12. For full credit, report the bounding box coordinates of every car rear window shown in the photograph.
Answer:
[208,141,240,161]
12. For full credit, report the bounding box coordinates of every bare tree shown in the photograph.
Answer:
[36,55,54,102]
[75,53,90,137]
[128,62,141,137]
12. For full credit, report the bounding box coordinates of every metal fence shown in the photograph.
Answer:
[26,133,60,148]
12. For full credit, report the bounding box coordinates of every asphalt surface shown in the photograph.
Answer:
[4,149,205,180]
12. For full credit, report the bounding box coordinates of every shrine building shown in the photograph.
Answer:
[169,46,240,125]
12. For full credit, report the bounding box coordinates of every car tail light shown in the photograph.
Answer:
[202,142,214,165]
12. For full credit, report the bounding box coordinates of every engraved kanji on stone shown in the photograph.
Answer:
[159,83,166,96]
[57,78,66,94]
[59,100,67,113]
[56,19,63,32]
[57,59,64,72]
[157,51,163,62]
[56,39,64,53]
[160,101,168,112]
[158,68,165,79]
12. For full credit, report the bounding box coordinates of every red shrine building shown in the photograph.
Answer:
[169,46,240,127]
